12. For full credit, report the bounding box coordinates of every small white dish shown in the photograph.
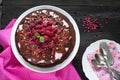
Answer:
[82,39,120,80]
[11,5,80,73]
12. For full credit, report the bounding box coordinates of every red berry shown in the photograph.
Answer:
[26,32,31,36]
[32,30,38,33]
[53,36,58,42]
[32,36,36,41]
[52,27,58,33]
[46,26,52,31]
[47,21,53,26]
[45,30,51,35]
[49,32,54,37]
[42,22,47,27]
[35,39,40,44]
[36,24,43,29]
[44,35,49,42]
[40,29,45,35]
[38,19,43,25]
[29,41,35,45]
[49,42,54,48]
[30,23,35,28]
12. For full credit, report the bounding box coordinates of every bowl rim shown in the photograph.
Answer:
[11,5,80,73]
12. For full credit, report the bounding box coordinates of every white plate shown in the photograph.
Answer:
[82,39,120,80]
[11,5,80,73]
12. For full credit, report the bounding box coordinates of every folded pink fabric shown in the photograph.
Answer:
[0,19,82,80]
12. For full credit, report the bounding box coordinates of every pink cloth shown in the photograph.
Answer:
[0,19,82,80]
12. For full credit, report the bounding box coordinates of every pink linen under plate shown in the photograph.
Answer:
[87,41,120,80]
[0,19,82,80]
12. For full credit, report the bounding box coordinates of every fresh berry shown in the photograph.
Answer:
[52,27,58,33]
[45,30,51,35]
[52,36,58,42]
[44,35,49,42]
[36,24,43,29]
[40,29,46,35]
[46,26,52,31]
[37,19,43,25]
[29,41,35,45]
[30,23,35,28]
[49,32,54,37]
[26,32,31,36]
[47,21,53,26]
[49,42,54,48]
[31,36,36,41]
[42,22,47,27]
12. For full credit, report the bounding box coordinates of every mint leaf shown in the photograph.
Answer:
[34,33,40,38]
[39,36,44,43]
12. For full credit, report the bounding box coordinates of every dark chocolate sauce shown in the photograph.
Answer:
[15,9,75,67]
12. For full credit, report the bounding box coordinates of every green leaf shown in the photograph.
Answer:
[39,36,44,43]
[34,33,40,38]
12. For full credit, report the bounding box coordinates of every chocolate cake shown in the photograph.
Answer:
[15,9,75,67]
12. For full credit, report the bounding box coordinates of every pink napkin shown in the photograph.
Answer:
[0,19,82,80]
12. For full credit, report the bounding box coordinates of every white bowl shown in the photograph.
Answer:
[11,5,80,73]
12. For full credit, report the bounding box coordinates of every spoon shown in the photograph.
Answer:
[100,43,120,80]
[95,53,120,80]
[91,58,120,80]
[95,53,113,80]
[91,59,106,68]
[100,42,114,65]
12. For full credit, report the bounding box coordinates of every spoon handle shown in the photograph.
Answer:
[100,42,114,65]
[105,59,113,80]
[111,69,120,80]
[106,59,120,80]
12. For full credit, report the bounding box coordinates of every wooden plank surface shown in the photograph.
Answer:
[1,0,120,80]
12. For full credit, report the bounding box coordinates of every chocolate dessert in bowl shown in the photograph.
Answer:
[11,5,80,73]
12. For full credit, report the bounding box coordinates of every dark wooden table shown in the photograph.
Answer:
[0,0,120,80]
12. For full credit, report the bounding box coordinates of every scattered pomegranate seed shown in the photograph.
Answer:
[82,14,109,38]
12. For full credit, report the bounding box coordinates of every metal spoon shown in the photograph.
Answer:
[100,43,120,80]
[95,53,113,80]
[91,58,120,80]
[95,53,120,80]
[100,42,114,65]
[91,59,106,68]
